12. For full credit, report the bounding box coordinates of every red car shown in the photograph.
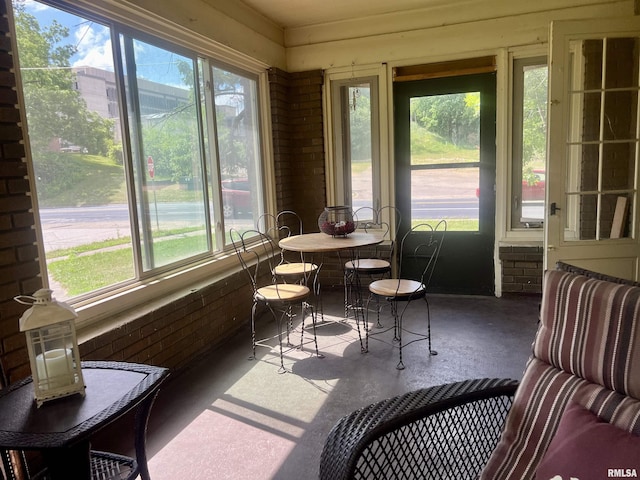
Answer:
[221,178,252,218]
[475,170,545,200]
[522,169,545,201]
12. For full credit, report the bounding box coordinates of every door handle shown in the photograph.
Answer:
[550,202,561,215]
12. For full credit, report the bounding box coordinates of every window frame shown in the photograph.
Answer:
[506,49,548,238]
[9,0,273,327]
[330,76,380,208]
[510,55,548,230]
[324,64,390,214]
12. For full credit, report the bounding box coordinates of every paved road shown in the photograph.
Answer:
[39,199,543,251]
[39,199,480,251]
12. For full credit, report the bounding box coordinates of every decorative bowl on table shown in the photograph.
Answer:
[318,206,356,237]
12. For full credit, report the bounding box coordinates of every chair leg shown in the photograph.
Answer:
[343,269,350,319]
[373,282,385,328]
[270,305,287,374]
[249,301,258,361]
[424,296,437,356]
[391,302,400,343]
[394,301,405,370]
[301,302,324,358]
[286,306,293,347]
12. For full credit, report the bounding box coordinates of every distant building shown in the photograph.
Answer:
[71,66,191,144]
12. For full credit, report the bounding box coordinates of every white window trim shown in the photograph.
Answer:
[500,45,548,244]
[323,63,391,210]
[9,0,275,330]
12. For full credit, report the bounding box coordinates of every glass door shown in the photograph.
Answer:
[546,18,640,280]
[394,72,496,294]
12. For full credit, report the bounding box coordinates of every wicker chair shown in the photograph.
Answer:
[319,378,517,479]
[320,264,640,479]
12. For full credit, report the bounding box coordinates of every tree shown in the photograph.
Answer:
[14,3,114,157]
[349,85,372,161]
[521,66,548,182]
[410,93,479,148]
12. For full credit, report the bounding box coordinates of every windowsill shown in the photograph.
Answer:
[499,237,543,247]
[75,251,241,343]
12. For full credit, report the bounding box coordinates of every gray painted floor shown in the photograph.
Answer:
[95,289,540,479]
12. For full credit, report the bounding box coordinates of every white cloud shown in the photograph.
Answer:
[21,0,50,12]
[72,24,114,71]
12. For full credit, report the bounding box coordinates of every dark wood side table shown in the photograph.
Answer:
[0,361,169,480]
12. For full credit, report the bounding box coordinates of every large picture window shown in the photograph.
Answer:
[13,0,265,302]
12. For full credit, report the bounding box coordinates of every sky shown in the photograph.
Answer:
[18,0,189,87]
[20,0,115,70]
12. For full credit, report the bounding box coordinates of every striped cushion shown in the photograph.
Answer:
[481,269,640,479]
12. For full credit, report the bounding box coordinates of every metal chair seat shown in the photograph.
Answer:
[273,262,318,278]
[255,283,311,304]
[345,258,390,275]
[369,278,425,299]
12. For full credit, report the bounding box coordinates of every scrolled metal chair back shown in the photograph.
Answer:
[230,228,280,292]
[398,220,447,292]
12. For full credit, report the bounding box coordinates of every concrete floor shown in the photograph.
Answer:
[95,289,540,480]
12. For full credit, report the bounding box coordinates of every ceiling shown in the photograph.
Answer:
[239,0,454,29]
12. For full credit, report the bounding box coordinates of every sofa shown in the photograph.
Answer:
[319,263,640,479]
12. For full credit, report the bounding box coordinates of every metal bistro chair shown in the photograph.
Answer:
[231,228,322,373]
[274,211,320,293]
[344,206,401,332]
[258,211,322,322]
[366,220,446,369]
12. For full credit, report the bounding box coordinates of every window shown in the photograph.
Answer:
[12,1,265,303]
[564,37,638,241]
[330,76,380,214]
[511,56,548,229]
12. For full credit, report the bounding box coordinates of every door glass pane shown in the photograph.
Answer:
[603,90,638,140]
[605,37,639,89]
[602,142,635,190]
[124,38,208,270]
[409,93,480,231]
[568,92,602,143]
[348,83,373,211]
[564,37,639,241]
[212,66,263,237]
[14,3,134,300]
[410,167,479,230]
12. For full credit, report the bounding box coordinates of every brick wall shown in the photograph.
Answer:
[269,68,327,224]
[0,0,43,382]
[580,38,635,239]
[0,2,330,383]
[499,246,543,294]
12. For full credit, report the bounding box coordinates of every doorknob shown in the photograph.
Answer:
[550,202,561,215]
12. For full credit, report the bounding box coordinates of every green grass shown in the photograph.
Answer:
[411,218,479,232]
[38,153,206,207]
[410,123,478,165]
[43,129,481,295]
[49,248,135,296]
[48,229,211,295]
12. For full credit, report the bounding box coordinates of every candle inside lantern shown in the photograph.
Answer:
[36,348,74,389]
